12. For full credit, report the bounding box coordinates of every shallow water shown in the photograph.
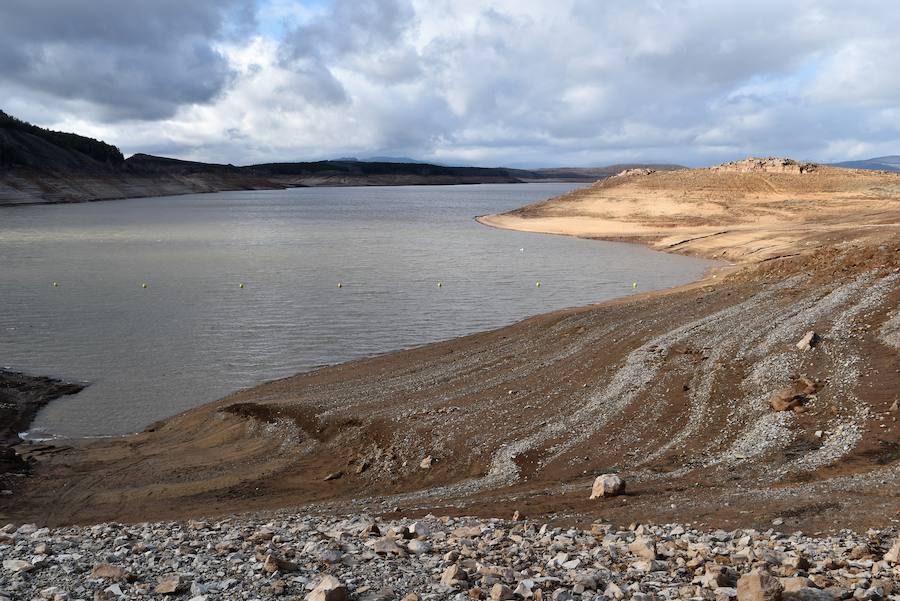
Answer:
[0,183,717,438]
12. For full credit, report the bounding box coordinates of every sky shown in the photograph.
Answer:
[2,0,900,168]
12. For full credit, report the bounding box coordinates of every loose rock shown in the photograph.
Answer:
[589,473,625,498]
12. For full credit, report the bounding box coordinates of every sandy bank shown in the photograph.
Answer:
[2,162,898,533]
[478,163,900,264]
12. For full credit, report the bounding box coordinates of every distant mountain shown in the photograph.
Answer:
[0,112,534,206]
[363,156,436,165]
[524,163,685,180]
[0,110,661,206]
[830,155,900,172]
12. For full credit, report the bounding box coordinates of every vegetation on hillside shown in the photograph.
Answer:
[0,110,124,165]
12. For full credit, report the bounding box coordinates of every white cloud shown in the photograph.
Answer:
[6,0,900,166]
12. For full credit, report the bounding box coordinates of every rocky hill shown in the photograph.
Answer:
[710,156,817,174]
[484,158,900,262]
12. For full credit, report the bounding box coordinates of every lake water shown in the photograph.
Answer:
[0,183,716,438]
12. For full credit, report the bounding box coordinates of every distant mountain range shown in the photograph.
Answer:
[0,109,682,205]
[830,156,900,172]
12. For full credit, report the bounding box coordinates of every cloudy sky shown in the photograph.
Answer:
[2,0,899,167]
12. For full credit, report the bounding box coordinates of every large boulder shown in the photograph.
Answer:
[795,331,819,351]
[884,538,900,563]
[306,576,348,601]
[737,569,784,601]
[590,474,625,499]
[628,536,657,560]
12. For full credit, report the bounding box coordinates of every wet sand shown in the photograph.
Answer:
[3,163,898,532]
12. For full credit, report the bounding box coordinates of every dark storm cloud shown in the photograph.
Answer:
[281,0,414,62]
[0,0,255,121]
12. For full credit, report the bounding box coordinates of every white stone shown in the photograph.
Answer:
[590,473,625,498]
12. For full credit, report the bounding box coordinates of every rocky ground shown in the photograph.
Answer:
[1,513,898,601]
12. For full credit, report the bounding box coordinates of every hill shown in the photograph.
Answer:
[831,155,900,172]
[0,110,123,168]
[481,157,900,262]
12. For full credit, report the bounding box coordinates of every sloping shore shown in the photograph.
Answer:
[0,164,526,207]
[2,161,898,533]
[478,160,900,263]
[0,372,83,490]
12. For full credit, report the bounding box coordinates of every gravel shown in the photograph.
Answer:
[1,514,898,600]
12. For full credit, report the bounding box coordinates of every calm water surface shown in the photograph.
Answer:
[0,183,716,438]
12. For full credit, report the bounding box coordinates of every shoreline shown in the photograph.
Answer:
[12,236,718,447]
[474,213,740,282]
[0,371,84,493]
[0,173,593,208]
[2,165,898,534]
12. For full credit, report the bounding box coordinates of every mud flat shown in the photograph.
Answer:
[1,160,898,536]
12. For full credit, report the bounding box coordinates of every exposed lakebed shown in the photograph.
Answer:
[0,183,716,438]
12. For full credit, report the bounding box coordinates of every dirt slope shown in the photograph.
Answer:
[3,160,898,532]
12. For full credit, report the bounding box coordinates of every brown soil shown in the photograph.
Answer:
[3,163,898,533]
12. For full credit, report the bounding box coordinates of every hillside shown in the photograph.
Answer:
[1,112,638,206]
[5,158,897,534]
[0,110,123,168]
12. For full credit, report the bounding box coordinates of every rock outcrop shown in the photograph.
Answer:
[712,157,818,174]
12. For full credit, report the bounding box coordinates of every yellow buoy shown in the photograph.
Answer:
[437,281,442,287]
[142,283,149,289]
[536,281,541,287]
[632,282,637,289]
[337,282,343,288]
[52,282,59,287]
[239,283,245,289]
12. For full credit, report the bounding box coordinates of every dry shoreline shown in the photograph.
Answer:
[2,162,898,533]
